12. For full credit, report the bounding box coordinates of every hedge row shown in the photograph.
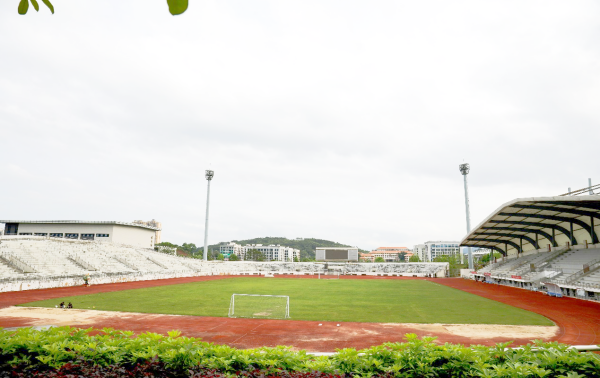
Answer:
[1,327,599,377]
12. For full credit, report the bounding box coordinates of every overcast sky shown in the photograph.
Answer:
[1,0,599,250]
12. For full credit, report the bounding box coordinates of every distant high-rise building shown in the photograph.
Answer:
[220,242,300,262]
[414,241,460,262]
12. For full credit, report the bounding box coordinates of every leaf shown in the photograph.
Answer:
[41,0,54,14]
[18,0,29,15]
[30,0,39,11]
[166,0,188,15]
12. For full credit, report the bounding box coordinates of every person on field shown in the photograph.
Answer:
[59,302,65,308]
[67,302,73,309]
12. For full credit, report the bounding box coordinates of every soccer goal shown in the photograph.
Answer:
[228,294,290,319]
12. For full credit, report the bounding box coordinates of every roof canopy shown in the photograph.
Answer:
[460,195,600,256]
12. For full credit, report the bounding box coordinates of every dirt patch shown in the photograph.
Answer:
[407,323,558,339]
[0,306,169,327]
[1,307,558,342]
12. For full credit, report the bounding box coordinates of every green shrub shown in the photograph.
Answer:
[1,327,599,377]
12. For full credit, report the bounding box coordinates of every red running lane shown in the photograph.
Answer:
[435,278,600,345]
[1,276,598,350]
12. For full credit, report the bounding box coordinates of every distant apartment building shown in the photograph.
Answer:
[219,242,300,262]
[414,241,460,262]
[360,246,412,262]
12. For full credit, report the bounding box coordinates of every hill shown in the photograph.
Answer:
[209,237,367,259]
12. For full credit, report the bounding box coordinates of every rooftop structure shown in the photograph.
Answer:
[460,195,600,256]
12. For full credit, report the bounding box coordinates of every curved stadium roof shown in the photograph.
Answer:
[460,195,600,256]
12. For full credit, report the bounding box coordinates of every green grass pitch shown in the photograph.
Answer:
[20,278,553,325]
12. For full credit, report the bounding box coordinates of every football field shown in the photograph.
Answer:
[21,277,553,325]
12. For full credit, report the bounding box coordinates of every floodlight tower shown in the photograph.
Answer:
[203,170,214,261]
[459,163,474,270]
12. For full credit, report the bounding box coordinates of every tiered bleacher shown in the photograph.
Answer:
[0,236,449,292]
[473,245,600,301]
[461,194,600,302]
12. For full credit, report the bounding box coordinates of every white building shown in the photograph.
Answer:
[1,220,160,249]
[220,242,300,262]
[359,247,412,262]
[413,244,426,261]
[220,242,246,259]
[414,241,460,262]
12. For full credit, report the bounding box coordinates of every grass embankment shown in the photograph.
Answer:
[21,278,552,325]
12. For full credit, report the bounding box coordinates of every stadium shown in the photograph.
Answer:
[2,189,600,350]
[1,190,600,376]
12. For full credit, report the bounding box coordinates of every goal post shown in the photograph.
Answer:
[228,294,290,319]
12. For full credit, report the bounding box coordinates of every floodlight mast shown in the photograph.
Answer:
[203,170,214,261]
[459,163,474,270]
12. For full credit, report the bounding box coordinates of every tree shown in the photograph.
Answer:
[433,254,466,277]
[180,243,198,255]
[228,254,239,261]
[245,249,265,262]
[397,252,407,262]
[17,0,189,15]
[409,255,421,262]
[157,241,178,248]
[374,257,385,263]
[216,253,224,261]
[480,252,503,264]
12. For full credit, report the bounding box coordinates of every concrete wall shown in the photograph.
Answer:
[109,225,156,249]
[11,224,155,248]
[16,224,115,242]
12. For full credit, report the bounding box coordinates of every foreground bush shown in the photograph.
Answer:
[0,327,599,377]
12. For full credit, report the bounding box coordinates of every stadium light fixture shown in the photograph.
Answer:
[459,163,474,270]
[203,170,214,261]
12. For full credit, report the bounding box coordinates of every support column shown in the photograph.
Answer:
[570,222,574,246]
[459,163,473,270]
[552,228,556,247]
[591,216,597,245]
[203,170,215,261]
[520,238,523,254]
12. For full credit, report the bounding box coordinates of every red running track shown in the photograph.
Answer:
[1,276,599,351]
[435,278,600,345]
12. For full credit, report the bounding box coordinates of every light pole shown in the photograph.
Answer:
[459,163,474,270]
[203,170,214,261]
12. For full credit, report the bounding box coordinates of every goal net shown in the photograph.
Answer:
[228,294,290,319]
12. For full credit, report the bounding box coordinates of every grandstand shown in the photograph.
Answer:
[0,236,449,292]
[461,195,600,300]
